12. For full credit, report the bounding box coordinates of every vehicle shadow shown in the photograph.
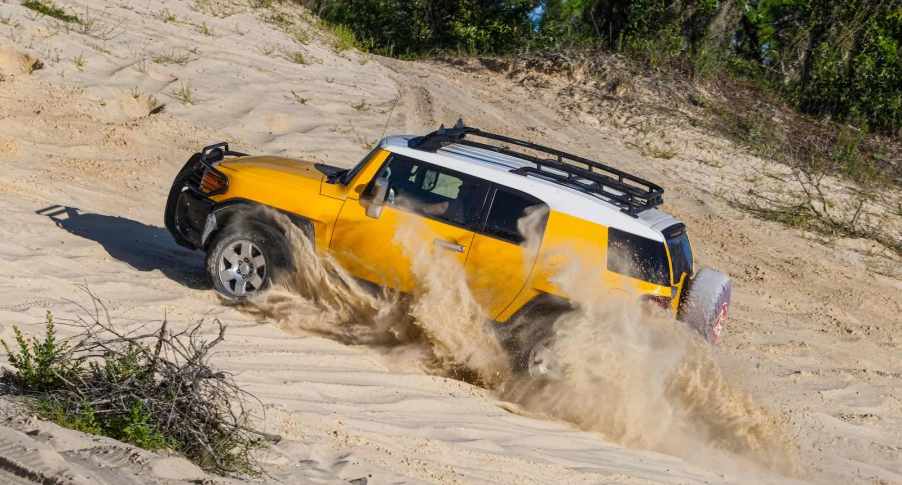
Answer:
[36,205,209,290]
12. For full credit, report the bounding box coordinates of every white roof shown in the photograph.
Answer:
[381,136,668,242]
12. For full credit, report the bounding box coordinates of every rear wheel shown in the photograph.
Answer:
[205,223,291,301]
[506,299,572,378]
[525,336,562,379]
[678,267,731,344]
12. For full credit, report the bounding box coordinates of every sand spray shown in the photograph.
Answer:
[238,207,798,475]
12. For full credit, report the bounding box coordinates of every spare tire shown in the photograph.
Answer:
[678,267,731,344]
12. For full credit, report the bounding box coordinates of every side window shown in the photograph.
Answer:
[381,154,488,227]
[483,189,548,244]
[607,228,670,285]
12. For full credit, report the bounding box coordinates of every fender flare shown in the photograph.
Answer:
[507,293,573,323]
[496,292,573,342]
[201,199,315,249]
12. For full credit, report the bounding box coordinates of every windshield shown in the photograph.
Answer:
[607,227,670,286]
[664,224,693,284]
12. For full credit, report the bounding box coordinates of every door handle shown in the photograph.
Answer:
[433,239,465,253]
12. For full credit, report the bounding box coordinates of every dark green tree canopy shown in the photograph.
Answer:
[305,0,902,134]
[305,0,537,56]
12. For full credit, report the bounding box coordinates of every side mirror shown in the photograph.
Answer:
[365,174,390,219]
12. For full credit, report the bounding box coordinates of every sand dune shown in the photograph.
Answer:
[0,1,899,484]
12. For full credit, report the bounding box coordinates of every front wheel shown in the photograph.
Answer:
[205,223,291,301]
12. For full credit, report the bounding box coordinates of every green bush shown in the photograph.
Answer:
[36,397,172,450]
[110,400,173,450]
[297,0,900,134]
[2,317,168,449]
[303,0,536,56]
[740,0,902,134]
[1,311,267,475]
[1,313,80,392]
[37,399,103,435]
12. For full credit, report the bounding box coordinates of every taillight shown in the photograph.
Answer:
[200,169,228,194]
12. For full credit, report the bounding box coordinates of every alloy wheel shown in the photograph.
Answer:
[217,240,267,297]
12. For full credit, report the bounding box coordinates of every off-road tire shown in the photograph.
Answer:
[505,300,572,377]
[205,222,291,301]
[678,267,731,344]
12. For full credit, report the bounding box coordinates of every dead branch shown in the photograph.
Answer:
[7,290,275,476]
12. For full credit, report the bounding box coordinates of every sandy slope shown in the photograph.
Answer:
[0,1,899,484]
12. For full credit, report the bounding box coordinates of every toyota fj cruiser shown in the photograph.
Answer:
[165,122,731,372]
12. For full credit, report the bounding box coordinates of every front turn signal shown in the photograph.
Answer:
[200,169,228,194]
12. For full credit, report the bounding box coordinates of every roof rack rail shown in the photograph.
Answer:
[408,119,664,217]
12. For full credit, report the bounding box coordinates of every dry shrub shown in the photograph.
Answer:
[1,291,277,476]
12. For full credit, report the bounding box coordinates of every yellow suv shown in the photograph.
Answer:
[165,122,731,369]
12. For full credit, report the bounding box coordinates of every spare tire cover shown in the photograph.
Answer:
[678,267,731,344]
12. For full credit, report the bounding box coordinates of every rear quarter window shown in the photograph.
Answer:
[664,224,693,281]
[607,227,670,286]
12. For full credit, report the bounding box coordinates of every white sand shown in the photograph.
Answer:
[0,1,899,484]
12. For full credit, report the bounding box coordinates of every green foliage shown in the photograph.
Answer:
[738,0,902,134]
[21,0,80,23]
[96,344,146,384]
[37,399,103,435]
[537,0,902,133]
[38,398,172,450]
[2,317,167,449]
[302,0,900,133]
[2,312,261,474]
[305,0,537,56]
[540,0,729,67]
[1,313,80,392]
[109,401,173,450]
[329,22,367,52]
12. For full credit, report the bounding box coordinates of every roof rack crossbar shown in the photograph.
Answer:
[451,138,656,201]
[511,167,654,215]
[408,120,664,216]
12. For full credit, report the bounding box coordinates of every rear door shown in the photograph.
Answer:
[329,153,489,292]
[465,187,548,319]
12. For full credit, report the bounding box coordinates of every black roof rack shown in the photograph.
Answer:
[407,119,664,217]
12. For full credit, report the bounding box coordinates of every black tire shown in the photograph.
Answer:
[678,267,731,344]
[205,222,291,301]
[505,299,571,377]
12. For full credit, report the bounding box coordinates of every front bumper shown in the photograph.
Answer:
[164,143,244,250]
[165,184,214,250]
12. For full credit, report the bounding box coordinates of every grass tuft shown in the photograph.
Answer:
[158,8,176,23]
[151,50,193,65]
[288,90,308,104]
[1,15,21,28]
[330,23,363,52]
[351,99,368,112]
[172,83,194,105]
[21,0,79,23]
